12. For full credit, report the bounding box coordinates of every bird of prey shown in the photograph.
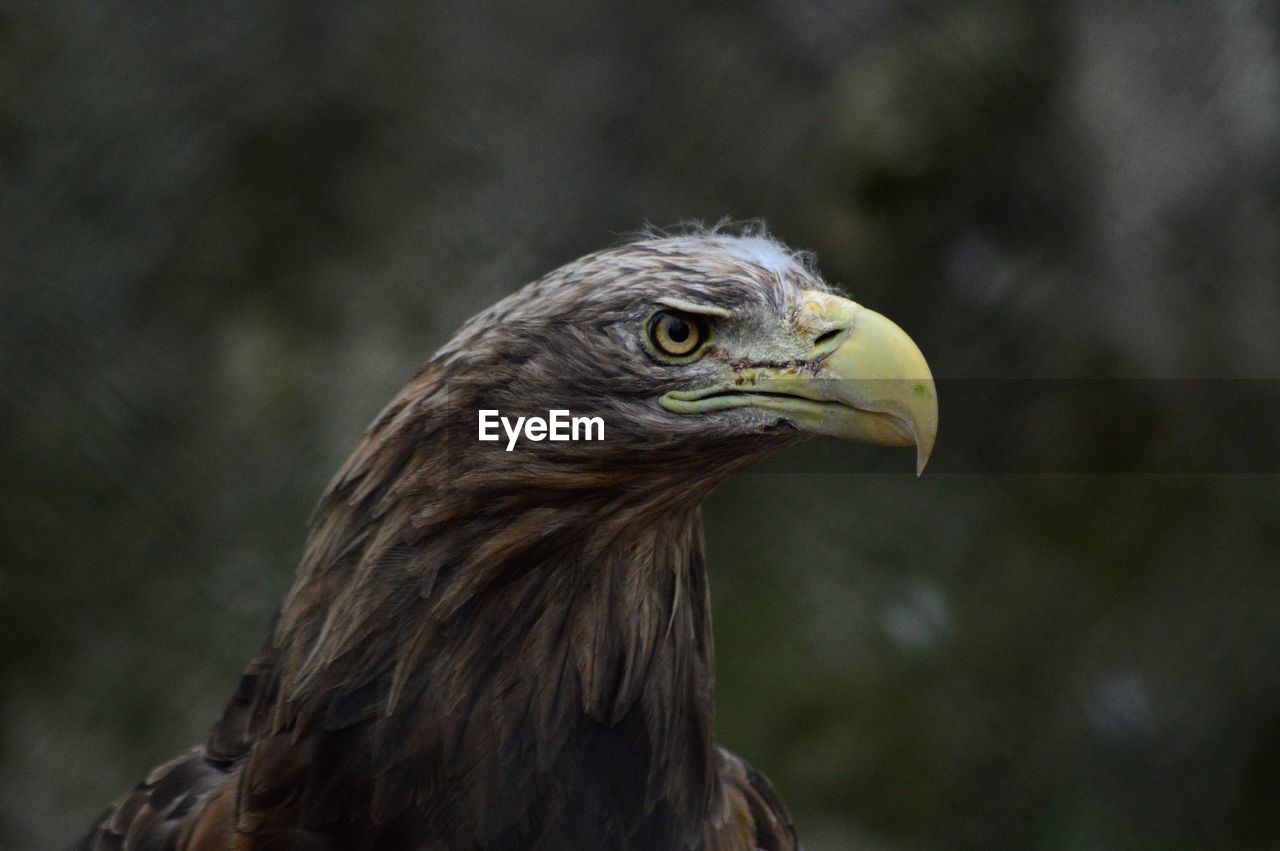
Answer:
[78,229,937,851]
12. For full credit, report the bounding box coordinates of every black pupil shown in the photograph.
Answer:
[666,317,690,343]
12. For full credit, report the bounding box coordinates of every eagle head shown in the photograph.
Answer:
[433,231,937,490]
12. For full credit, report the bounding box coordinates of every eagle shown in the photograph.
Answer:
[78,230,937,851]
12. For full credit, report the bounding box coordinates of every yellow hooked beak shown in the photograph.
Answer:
[660,291,938,474]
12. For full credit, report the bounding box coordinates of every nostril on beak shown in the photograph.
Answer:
[810,326,849,359]
[813,329,842,348]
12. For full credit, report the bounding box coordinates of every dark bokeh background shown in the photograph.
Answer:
[3,1,1279,848]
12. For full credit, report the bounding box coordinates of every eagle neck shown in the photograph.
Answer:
[274,461,723,846]
[258,361,736,846]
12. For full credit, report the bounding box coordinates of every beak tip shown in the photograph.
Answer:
[912,409,938,477]
[915,446,931,477]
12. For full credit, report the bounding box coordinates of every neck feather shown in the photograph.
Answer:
[256,375,723,847]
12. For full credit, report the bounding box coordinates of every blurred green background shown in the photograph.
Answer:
[3,1,1280,848]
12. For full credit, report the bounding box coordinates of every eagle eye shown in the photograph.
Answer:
[648,310,708,359]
